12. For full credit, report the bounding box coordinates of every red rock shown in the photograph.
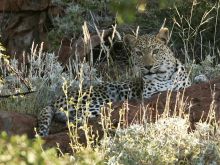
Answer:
[108,78,220,131]
[0,0,51,62]
[0,111,36,138]
[43,131,72,153]
[0,0,112,65]
[57,29,113,65]
[43,117,104,153]
[0,111,69,138]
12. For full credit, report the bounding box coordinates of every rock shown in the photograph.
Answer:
[0,0,50,11]
[194,74,209,83]
[0,0,51,62]
[43,131,72,153]
[0,111,36,138]
[108,78,220,131]
[43,116,104,153]
[0,1,112,65]
[0,111,75,138]
[1,11,49,61]
[57,28,113,65]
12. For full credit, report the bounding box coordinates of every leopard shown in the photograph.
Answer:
[124,27,191,98]
[37,27,191,136]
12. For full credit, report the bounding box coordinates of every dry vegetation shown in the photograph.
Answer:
[0,0,220,164]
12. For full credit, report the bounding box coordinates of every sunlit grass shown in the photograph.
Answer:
[0,1,220,164]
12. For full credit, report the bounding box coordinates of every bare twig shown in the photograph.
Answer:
[5,63,32,91]
[0,90,36,99]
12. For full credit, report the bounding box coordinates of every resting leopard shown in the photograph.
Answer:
[37,27,191,136]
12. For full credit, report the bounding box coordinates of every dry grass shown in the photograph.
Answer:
[0,1,220,164]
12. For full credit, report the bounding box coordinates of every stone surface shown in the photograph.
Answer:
[57,29,113,65]
[0,110,104,153]
[0,111,37,138]
[43,131,72,153]
[0,0,51,62]
[1,12,49,61]
[108,78,220,131]
[0,111,78,138]
[0,0,112,64]
[0,0,50,11]
[43,116,105,153]
[0,0,112,65]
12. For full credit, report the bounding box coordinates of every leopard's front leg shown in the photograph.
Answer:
[37,105,55,137]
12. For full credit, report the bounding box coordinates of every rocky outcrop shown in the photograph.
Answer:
[0,0,51,61]
[57,29,113,65]
[0,0,113,65]
[0,110,104,153]
[43,117,104,153]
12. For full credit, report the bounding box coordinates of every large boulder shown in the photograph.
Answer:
[108,78,220,131]
[0,111,104,153]
[57,28,113,65]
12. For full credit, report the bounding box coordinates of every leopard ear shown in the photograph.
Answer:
[123,34,137,47]
[156,27,169,44]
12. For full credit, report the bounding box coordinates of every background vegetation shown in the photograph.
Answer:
[0,0,220,164]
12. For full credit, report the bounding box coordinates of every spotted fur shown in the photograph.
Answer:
[37,27,191,136]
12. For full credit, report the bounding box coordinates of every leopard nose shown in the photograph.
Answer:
[144,65,153,70]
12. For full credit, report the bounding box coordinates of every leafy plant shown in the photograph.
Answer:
[0,132,73,164]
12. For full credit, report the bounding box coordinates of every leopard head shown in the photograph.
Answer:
[124,27,177,80]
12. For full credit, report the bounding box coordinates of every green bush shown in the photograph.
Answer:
[0,132,106,165]
[0,132,73,164]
